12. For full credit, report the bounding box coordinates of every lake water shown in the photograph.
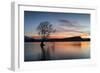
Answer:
[24,42,90,61]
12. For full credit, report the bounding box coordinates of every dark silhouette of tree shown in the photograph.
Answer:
[36,21,56,60]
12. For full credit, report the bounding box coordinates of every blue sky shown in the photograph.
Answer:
[24,11,90,38]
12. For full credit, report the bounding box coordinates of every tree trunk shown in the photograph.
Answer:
[40,41,46,60]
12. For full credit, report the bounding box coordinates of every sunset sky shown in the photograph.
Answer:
[24,11,90,38]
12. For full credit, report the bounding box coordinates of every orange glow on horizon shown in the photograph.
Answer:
[30,32,90,39]
[80,33,90,38]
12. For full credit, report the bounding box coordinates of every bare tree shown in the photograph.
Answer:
[36,21,55,60]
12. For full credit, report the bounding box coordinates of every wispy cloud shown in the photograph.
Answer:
[56,26,85,33]
[58,19,85,28]
[55,19,89,34]
[58,19,73,27]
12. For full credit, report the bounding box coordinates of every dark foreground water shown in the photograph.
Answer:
[24,42,90,61]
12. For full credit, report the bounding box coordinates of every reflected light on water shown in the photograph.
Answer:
[24,42,90,61]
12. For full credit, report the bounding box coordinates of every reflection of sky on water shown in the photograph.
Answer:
[24,42,90,61]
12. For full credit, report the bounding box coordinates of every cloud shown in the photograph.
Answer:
[55,19,89,34]
[56,26,84,33]
[58,19,73,27]
[58,19,85,28]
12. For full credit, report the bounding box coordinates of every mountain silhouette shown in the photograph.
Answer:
[25,36,90,42]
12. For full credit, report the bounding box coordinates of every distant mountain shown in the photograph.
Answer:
[25,36,36,42]
[43,36,90,42]
[62,36,90,41]
[24,36,90,42]
[25,36,42,42]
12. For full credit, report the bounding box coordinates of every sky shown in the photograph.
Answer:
[24,11,90,38]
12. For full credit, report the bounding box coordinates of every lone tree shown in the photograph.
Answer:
[36,21,55,60]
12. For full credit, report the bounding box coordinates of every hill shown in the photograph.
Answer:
[24,36,90,42]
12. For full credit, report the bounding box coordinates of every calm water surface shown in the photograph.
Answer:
[24,42,90,61]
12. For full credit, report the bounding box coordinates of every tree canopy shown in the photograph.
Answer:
[37,21,56,39]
